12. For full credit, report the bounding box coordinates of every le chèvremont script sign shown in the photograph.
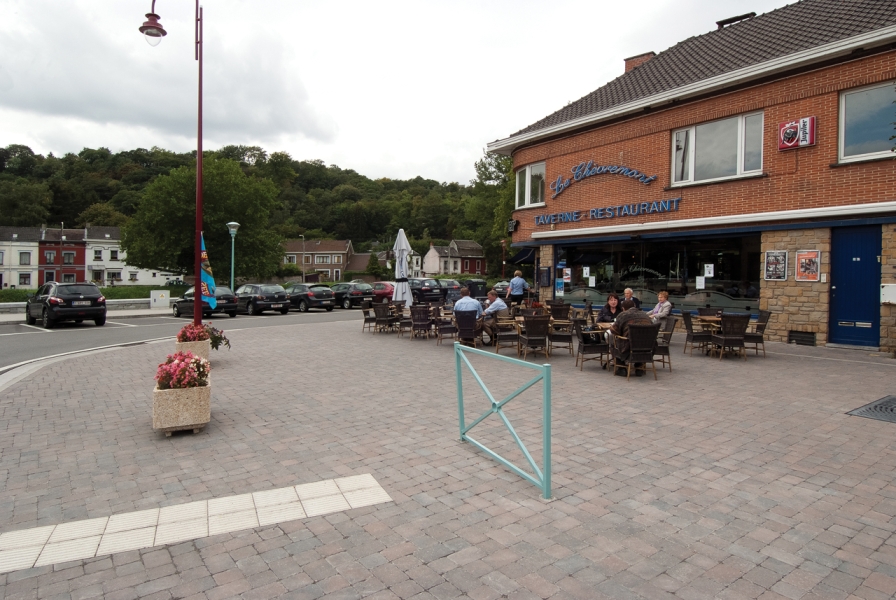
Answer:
[534,198,681,226]
[551,160,657,199]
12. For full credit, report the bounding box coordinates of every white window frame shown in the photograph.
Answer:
[108,271,122,281]
[62,273,76,283]
[94,249,102,261]
[284,255,297,264]
[332,255,342,264]
[334,269,341,280]
[315,255,331,264]
[839,80,896,164]
[19,273,31,286]
[303,255,312,264]
[671,111,764,186]
[92,270,104,282]
[110,250,119,261]
[19,252,31,266]
[63,252,75,265]
[515,162,546,208]
[316,268,330,278]
[129,272,139,281]
[0,251,4,265]
[464,259,470,271]
[45,251,56,265]
[45,271,56,282]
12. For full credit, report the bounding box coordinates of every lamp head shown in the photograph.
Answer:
[226,222,240,236]
[139,12,167,46]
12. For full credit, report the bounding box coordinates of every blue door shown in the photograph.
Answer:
[829,226,881,346]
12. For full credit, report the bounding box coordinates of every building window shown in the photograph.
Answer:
[316,269,330,278]
[333,255,342,264]
[108,271,121,281]
[94,249,102,261]
[45,271,55,282]
[19,273,31,286]
[19,252,31,266]
[92,271,104,282]
[464,259,470,271]
[304,255,312,264]
[62,273,76,283]
[285,255,297,264]
[334,269,341,280]
[129,272,138,281]
[110,250,118,261]
[0,251,4,265]
[63,252,75,265]
[672,112,763,185]
[515,162,546,208]
[45,251,56,265]
[476,260,481,273]
[315,255,330,264]
[453,260,458,272]
[840,81,896,162]
[443,260,449,272]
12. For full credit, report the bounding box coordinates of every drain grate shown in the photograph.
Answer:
[848,396,896,423]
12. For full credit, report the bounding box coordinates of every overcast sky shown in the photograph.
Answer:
[2,0,794,185]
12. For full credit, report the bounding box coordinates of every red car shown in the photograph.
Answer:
[372,281,395,304]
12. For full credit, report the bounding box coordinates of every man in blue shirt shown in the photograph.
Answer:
[482,290,509,344]
[453,287,482,317]
[506,270,530,305]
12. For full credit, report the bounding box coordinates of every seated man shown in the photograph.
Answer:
[481,290,509,345]
[453,287,482,318]
[607,300,652,373]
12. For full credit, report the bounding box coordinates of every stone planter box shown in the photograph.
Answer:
[152,378,211,436]
[175,339,210,360]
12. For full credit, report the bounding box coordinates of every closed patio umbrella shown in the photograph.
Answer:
[392,229,413,304]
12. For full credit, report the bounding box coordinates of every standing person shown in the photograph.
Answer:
[596,293,623,323]
[482,290,509,345]
[506,270,530,306]
[648,291,672,327]
[622,288,642,309]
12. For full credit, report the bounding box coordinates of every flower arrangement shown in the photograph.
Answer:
[177,322,231,350]
[156,351,210,390]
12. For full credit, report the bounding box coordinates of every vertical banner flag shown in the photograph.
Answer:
[200,233,217,309]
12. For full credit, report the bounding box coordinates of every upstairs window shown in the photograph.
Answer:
[94,249,102,261]
[672,112,763,185]
[110,250,119,260]
[19,252,31,266]
[45,251,56,265]
[840,81,896,163]
[63,252,75,265]
[515,162,545,208]
[315,255,330,264]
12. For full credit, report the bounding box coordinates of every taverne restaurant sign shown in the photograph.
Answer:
[534,198,681,226]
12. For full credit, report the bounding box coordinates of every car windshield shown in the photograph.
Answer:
[215,287,233,296]
[424,280,439,287]
[354,284,373,291]
[260,285,285,293]
[310,285,330,290]
[59,285,99,295]
[442,280,459,286]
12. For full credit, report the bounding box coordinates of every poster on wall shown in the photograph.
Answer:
[582,266,590,277]
[563,268,571,283]
[795,250,820,282]
[764,251,788,281]
[696,276,706,290]
[555,278,564,297]
[704,264,714,277]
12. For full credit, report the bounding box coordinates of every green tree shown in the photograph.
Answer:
[122,158,283,278]
[365,252,385,279]
[0,180,52,226]
[77,203,130,227]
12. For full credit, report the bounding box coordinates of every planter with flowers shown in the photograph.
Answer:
[152,351,211,436]
[175,323,231,360]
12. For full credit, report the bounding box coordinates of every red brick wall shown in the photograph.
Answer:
[510,51,896,244]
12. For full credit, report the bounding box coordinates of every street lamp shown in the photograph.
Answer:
[139,0,205,326]
[299,234,305,283]
[227,222,239,291]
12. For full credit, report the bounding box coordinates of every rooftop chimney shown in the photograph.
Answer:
[624,51,655,73]
[716,12,755,29]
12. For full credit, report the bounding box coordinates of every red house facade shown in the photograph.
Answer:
[39,229,87,285]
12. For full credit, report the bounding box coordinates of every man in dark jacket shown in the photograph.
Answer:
[607,300,652,369]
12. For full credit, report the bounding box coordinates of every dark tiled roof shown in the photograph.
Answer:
[512,0,896,137]
[283,239,349,253]
[42,229,86,242]
[86,226,121,240]
[0,227,41,242]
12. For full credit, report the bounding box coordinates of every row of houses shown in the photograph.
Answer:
[0,226,489,290]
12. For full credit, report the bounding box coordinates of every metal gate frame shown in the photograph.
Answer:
[454,342,552,499]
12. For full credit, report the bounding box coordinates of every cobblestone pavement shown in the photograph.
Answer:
[1,317,896,599]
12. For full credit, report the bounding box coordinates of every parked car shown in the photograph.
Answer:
[172,286,238,318]
[283,283,335,312]
[436,279,461,303]
[492,281,510,297]
[330,282,375,309]
[407,278,442,304]
[165,279,186,286]
[372,281,396,304]
[25,281,106,328]
[234,284,290,315]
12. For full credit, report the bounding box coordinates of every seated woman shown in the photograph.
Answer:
[596,293,623,323]
[648,290,672,327]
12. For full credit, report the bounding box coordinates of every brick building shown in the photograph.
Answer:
[488,0,896,352]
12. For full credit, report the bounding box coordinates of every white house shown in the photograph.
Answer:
[0,227,40,289]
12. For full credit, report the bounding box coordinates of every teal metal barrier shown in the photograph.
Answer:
[454,342,552,499]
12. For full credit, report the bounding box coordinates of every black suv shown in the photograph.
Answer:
[407,278,442,304]
[330,282,374,309]
[283,283,335,312]
[26,282,107,328]
[234,284,290,315]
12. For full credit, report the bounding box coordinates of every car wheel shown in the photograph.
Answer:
[298,301,308,312]
[227,311,237,318]
[342,298,352,309]
[326,306,333,312]
[247,302,257,316]
[280,307,289,315]
[42,308,54,329]
[94,316,106,327]
[25,309,36,325]
[172,304,180,318]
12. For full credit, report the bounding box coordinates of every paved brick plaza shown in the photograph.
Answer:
[1,318,896,599]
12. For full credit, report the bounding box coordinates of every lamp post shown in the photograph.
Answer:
[501,239,506,279]
[227,222,239,291]
[299,234,305,283]
[139,0,204,325]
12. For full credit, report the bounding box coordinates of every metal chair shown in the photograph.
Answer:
[454,310,483,348]
[611,323,660,380]
[519,315,551,360]
[681,312,712,355]
[744,310,771,357]
[494,317,520,355]
[573,320,609,371]
[654,315,676,370]
[410,305,433,339]
[710,313,751,360]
